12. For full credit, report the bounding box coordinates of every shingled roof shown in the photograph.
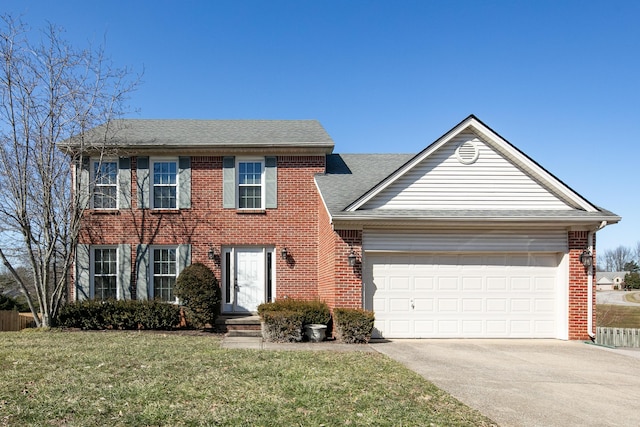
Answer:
[60,119,335,153]
[315,153,621,226]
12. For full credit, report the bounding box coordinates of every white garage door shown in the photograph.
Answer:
[365,253,562,338]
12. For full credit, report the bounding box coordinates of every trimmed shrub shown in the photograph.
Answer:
[175,263,221,329]
[260,310,304,342]
[333,308,375,344]
[57,299,181,330]
[136,300,182,330]
[257,299,330,325]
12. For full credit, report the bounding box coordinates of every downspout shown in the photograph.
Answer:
[587,221,607,339]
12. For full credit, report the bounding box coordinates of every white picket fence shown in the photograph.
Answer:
[596,327,640,348]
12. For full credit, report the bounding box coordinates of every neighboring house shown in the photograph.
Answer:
[62,115,620,340]
[596,272,628,291]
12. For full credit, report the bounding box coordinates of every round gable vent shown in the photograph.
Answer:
[455,141,479,165]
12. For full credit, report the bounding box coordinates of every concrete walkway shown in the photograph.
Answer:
[221,335,375,352]
[371,339,640,427]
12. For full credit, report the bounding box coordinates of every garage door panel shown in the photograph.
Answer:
[511,277,533,291]
[366,253,560,338]
[486,298,507,312]
[535,277,555,290]
[414,298,433,311]
[438,299,459,311]
[414,277,434,290]
[438,277,459,290]
[390,276,410,290]
[487,320,507,334]
[389,298,411,312]
[462,320,483,334]
[462,277,483,290]
[487,277,507,290]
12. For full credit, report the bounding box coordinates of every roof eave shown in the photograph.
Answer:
[330,213,621,230]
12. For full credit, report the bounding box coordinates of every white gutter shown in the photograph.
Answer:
[588,221,608,339]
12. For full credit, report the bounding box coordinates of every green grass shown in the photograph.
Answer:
[0,330,495,426]
[597,304,640,328]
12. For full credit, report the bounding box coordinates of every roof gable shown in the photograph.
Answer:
[347,115,598,212]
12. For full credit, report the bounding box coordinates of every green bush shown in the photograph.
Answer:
[257,298,330,325]
[175,263,221,328]
[333,308,375,344]
[57,299,181,330]
[260,310,304,342]
[0,293,30,311]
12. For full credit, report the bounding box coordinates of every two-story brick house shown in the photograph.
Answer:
[64,115,620,340]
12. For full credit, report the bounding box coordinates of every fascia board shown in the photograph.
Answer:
[314,177,334,227]
[330,215,621,230]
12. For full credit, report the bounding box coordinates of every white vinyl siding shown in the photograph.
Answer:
[364,229,568,253]
[361,133,572,210]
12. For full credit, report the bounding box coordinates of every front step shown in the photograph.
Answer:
[226,329,262,338]
[216,314,262,335]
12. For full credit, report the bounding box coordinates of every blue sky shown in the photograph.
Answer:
[4,0,639,254]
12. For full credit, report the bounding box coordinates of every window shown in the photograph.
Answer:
[152,247,177,302]
[153,160,177,209]
[93,160,118,209]
[93,247,117,300]
[238,160,263,209]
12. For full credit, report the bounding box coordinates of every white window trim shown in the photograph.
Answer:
[149,245,179,303]
[90,246,119,300]
[236,158,265,210]
[150,157,179,210]
[91,158,119,209]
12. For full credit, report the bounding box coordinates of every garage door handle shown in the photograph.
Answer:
[411,299,415,310]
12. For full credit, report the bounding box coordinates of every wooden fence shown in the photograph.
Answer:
[596,327,640,348]
[0,311,36,331]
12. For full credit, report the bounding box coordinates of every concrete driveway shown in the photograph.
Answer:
[371,339,640,427]
[597,290,640,306]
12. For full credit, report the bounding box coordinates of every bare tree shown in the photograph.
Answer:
[600,245,633,272]
[0,16,138,327]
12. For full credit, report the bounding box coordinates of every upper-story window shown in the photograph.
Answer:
[93,160,118,209]
[152,160,177,209]
[222,156,276,210]
[238,160,264,209]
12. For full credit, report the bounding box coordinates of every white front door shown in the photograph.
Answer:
[235,248,264,312]
[222,247,273,313]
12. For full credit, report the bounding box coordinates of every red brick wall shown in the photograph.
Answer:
[317,199,336,307]
[568,230,596,340]
[79,155,325,301]
[317,202,363,310]
[334,230,363,309]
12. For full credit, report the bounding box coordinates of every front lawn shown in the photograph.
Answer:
[0,331,495,426]
[597,304,640,328]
